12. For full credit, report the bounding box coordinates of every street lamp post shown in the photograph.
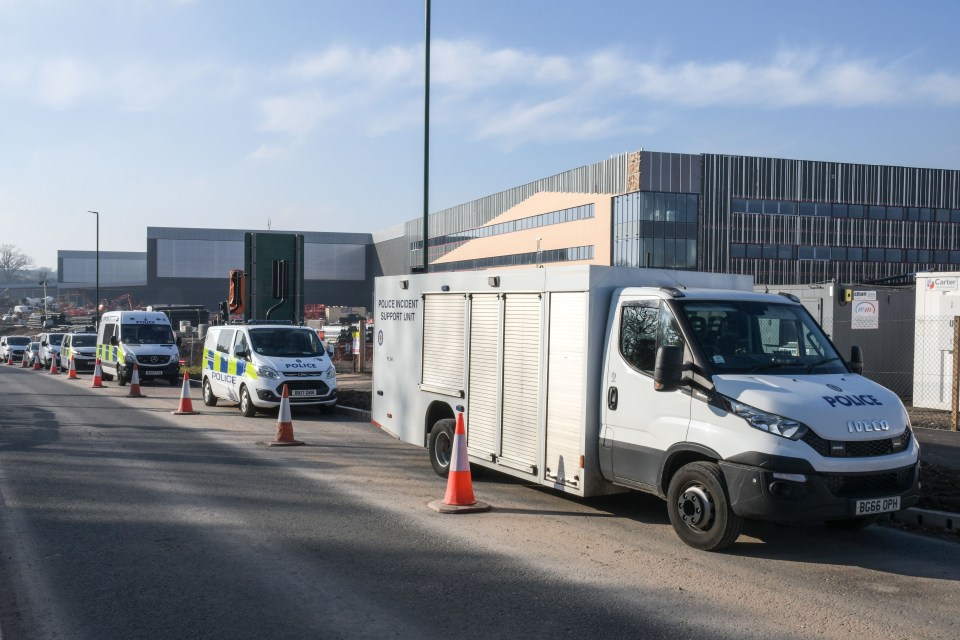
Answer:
[88,211,99,327]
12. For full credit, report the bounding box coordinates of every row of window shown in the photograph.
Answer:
[430,246,595,272]
[730,243,960,264]
[614,221,699,241]
[422,204,595,250]
[614,238,698,270]
[732,198,960,222]
[614,191,699,224]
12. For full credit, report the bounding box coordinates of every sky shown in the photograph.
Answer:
[2,0,960,273]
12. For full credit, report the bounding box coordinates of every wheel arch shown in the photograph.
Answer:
[424,401,456,447]
[659,443,723,496]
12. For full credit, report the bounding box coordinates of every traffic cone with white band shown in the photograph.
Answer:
[126,364,145,397]
[172,371,198,415]
[268,384,304,446]
[67,355,79,379]
[48,354,59,375]
[428,413,491,513]
[91,359,105,388]
[21,352,29,367]
[6,352,13,365]
[33,351,41,370]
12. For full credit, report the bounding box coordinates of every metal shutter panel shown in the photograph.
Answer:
[421,294,465,395]
[545,292,586,487]
[467,294,499,459]
[500,293,541,471]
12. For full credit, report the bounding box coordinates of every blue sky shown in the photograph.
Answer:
[2,0,959,272]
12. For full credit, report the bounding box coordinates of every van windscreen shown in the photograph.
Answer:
[249,329,324,358]
[120,324,175,345]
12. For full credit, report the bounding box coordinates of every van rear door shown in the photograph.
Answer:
[601,296,691,489]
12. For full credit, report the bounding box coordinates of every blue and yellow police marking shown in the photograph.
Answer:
[203,349,257,381]
[96,344,124,364]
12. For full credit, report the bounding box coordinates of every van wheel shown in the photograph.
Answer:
[666,461,742,551]
[117,369,127,387]
[239,386,256,417]
[428,418,455,478]
[202,379,218,407]
[102,372,113,382]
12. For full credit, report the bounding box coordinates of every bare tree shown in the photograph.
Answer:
[0,244,34,282]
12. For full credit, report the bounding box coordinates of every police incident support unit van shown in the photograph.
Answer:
[96,311,182,386]
[201,324,338,417]
[371,265,920,551]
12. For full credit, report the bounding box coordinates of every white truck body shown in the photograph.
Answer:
[372,265,920,550]
[96,311,182,386]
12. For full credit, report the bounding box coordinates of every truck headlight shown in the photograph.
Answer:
[257,366,280,379]
[325,365,335,380]
[124,352,137,364]
[722,396,808,440]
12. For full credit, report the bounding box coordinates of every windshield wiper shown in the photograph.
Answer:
[747,361,795,374]
[805,357,843,372]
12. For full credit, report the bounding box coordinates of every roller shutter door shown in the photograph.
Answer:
[500,293,541,472]
[467,294,499,459]
[421,294,465,395]
[545,292,586,487]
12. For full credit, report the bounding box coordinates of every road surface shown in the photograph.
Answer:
[0,366,957,639]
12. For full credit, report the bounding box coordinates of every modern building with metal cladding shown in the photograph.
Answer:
[391,150,960,287]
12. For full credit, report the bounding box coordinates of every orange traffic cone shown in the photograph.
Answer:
[67,355,79,379]
[428,413,491,513]
[268,384,304,446]
[126,363,145,397]
[171,371,198,415]
[48,354,59,375]
[91,359,105,388]
[21,352,29,368]
[33,351,41,370]
[6,352,13,365]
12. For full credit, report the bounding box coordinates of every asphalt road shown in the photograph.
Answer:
[0,366,958,640]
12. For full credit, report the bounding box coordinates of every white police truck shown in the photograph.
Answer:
[96,310,182,386]
[372,265,920,551]
[201,324,338,417]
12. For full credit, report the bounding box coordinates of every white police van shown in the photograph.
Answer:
[201,324,338,417]
[96,310,181,385]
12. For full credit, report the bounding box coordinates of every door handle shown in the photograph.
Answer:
[607,386,618,410]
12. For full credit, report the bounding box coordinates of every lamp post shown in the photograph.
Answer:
[88,211,99,327]
[39,278,49,325]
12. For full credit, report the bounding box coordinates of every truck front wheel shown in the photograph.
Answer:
[428,418,455,478]
[202,379,218,407]
[666,461,742,551]
[239,386,256,417]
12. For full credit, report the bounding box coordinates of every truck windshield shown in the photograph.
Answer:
[47,333,65,344]
[72,335,97,347]
[249,328,325,358]
[677,300,846,375]
[7,336,30,346]
[120,324,175,345]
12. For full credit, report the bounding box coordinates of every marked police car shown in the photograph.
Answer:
[202,324,338,417]
[60,332,99,372]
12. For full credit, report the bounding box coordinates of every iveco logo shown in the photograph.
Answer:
[847,419,890,433]
[827,384,843,392]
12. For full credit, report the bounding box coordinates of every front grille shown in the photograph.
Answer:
[802,429,911,458]
[282,371,327,378]
[138,355,170,365]
[821,466,915,498]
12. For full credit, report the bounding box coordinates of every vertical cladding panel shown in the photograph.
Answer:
[545,292,586,487]
[421,295,465,392]
[500,293,541,470]
[467,294,499,459]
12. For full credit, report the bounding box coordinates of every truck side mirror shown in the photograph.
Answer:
[654,345,685,391]
[849,346,863,374]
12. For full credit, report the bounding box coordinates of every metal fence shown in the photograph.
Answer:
[909,315,958,430]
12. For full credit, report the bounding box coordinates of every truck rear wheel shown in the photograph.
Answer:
[666,461,742,551]
[117,368,127,386]
[428,418,455,478]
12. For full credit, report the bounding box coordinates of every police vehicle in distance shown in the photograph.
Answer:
[96,310,181,386]
[37,331,66,368]
[60,332,99,372]
[202,324,338,417]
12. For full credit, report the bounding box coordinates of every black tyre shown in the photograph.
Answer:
[666,461,743,551]
[117,368,127,387]
[428,418,455,478]
[824,516,877,531]
[102,372,113,382]
[202,379,218,407]
[239,386,256,417]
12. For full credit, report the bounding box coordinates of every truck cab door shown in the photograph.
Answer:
[601,297,691,489]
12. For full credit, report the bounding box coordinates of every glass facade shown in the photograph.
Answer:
[612,191,698,269]
[61,256,147,285]
[430,245,594,272]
